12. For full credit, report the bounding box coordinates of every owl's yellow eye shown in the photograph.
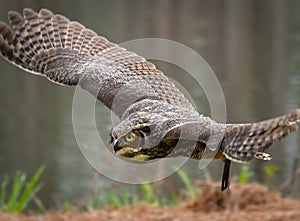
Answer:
[125,133,135,142]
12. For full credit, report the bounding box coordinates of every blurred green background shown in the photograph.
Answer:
[0,0,299,209]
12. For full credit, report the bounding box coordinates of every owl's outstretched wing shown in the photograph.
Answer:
[0,8,195,117]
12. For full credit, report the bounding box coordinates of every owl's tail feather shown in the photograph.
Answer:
[0,8,114,84]
[221,109,300,163]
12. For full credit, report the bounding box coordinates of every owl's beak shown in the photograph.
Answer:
[113,139,144,158]
[113,139,139,154]
[113,139,149,161]
[113,140,120,153]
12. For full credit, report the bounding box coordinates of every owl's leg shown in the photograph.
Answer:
[221,159,231,191]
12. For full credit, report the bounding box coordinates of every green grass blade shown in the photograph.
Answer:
[239,165,252,184]
[177,169,192,191]
[16,183,44,212]
[120,188,130,206]
[16,165,45,212]
[140,183,157,204]
[84,198,95,211]
[64,201,73,212]
[106,191,122,208]
[171,193,179,205]
[7,171,26,211]
[0,176,9,208]
[177,169,195,199]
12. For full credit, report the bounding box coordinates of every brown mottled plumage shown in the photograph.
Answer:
[0,8,299,191]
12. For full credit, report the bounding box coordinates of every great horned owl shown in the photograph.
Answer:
[0,8,299,190]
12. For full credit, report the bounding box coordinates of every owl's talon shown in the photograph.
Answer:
[255,152,272,161]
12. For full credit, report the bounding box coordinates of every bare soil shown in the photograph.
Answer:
[1,182,300,221]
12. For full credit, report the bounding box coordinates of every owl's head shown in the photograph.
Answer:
[110,112,179,161]
[112,123,154,161]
